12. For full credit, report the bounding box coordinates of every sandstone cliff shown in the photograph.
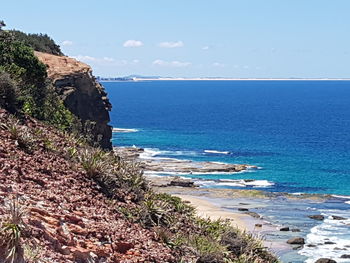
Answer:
[35,51,112,149]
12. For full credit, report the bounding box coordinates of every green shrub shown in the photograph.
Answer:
[0,72,17,112]
[10,30,63,56]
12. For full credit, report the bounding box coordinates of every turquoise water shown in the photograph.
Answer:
[104,80,350,196]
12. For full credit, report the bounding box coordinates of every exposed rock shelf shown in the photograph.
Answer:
[114,147,256,174]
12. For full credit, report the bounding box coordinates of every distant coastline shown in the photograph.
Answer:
[99,77,350,82]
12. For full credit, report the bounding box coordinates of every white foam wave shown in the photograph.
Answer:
[112,127,139,133]
[139,148,200,159]
[346,201,350,205]
[204,150,231,155]
[299,212,350,262]
[139,148,161,159]
[332,194,350,200]
[200,179,274,188]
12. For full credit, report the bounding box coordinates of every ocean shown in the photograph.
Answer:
[104,80,350,262]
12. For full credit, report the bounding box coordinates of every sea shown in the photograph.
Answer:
[103,80,350,262]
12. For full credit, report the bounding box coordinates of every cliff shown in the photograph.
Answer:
[35,51,112,149]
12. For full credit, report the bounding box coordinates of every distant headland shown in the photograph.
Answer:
[97,75,350,82]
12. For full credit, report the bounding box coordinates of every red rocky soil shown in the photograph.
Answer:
[0,109,174,262]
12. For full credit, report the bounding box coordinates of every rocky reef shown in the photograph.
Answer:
[35,52,112,149]
[114,147,256,174]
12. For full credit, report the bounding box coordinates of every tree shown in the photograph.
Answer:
[0,20,5,30]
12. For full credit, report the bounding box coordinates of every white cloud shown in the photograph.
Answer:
[152,59,191,67]
[123,40,144,48]
[103,57,115,62]
[212,62,225,67]
[62,40,73,46]
[73,55,139,66]
[202,46,209,50]
[158,41,184,48]
[73,55,97,62]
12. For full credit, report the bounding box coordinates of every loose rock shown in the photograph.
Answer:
[308,215,325,221]
[315,259,337,263]
[287,237,305,245]
[279,227,290,231]
[331,215,346,220]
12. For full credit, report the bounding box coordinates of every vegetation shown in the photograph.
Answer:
[9,30,63,56]
[0,197,26,263]
[0,21,76,131]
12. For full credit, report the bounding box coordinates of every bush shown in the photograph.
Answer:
[0,72,17,112]
[0,25,76,131]
[10,30,63,56]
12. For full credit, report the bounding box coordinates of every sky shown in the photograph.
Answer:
[2,0,350,78]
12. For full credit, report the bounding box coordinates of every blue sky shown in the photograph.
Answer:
[2,0,350,78]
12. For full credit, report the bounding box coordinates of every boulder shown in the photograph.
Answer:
[307,244,317,247]
[279,227,290,231]
[238,208,249,211]
[244,211,261,218]
[287,237,305,245]
[169,180,195,187]
[255,224,262,228]
[308,215,325,221]
[341,255,350,258]
[315,259,337,263]
[324,241,336,245]
[331,215,346,220]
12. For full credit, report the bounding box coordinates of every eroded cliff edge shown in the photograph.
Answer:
[35,51,112,149]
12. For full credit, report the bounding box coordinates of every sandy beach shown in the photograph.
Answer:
[174,194,252,230]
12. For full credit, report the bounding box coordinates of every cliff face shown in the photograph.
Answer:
[35,51,112,149]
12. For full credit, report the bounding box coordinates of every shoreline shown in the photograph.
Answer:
[114,145,350,262]
[101,78,350,82]
[154,189,297,260]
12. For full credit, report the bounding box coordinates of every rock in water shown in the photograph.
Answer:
[169,180,195,187]
[308,215,325,221]
[279,227,290,231]
[287,237,305,245]
[331,215,346,220]
[315,259,337,263]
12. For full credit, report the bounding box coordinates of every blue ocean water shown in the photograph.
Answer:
[104,80,350,196]
[104,80,350,262]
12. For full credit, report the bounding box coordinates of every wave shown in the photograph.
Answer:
[139,148,199,159]
[195,179,274,188]
[112,127,139,133]
[204,150,230,155]
[299,212,350,262]
[332,194,350,200]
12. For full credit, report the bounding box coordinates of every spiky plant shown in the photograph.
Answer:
[0,197,26,263]
[78,148,108,177]
[0,116,21,140]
